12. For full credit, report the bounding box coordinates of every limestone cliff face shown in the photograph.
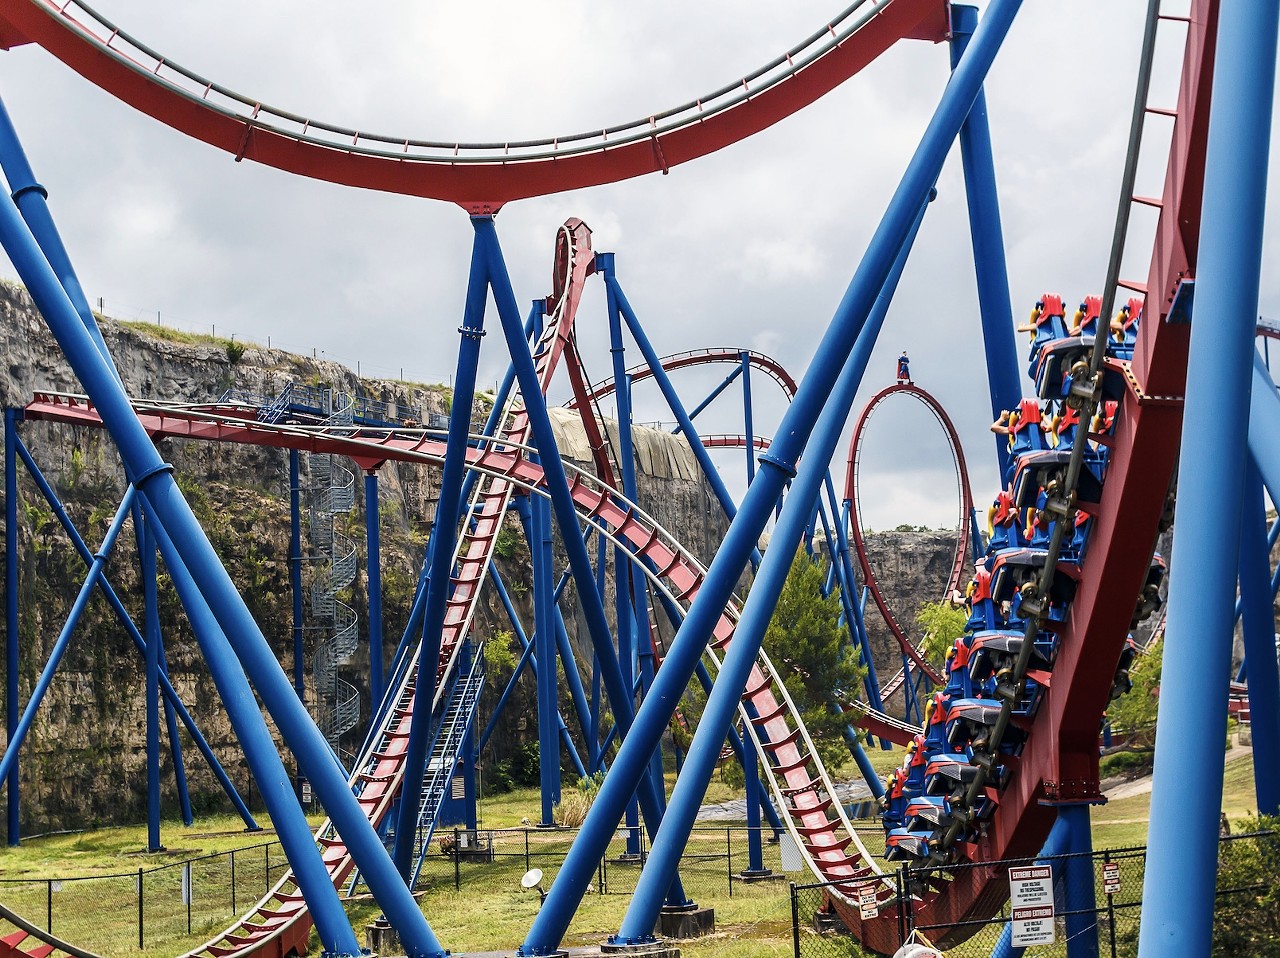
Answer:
[0,281,737,830]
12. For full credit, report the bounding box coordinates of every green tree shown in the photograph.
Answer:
[915,599,968,672]
[761,550,867,771]
[1213,816,1280,957]
[1103,639,1162,753]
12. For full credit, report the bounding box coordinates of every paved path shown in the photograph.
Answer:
[696,777,874,821]
[1102,743,1252,802]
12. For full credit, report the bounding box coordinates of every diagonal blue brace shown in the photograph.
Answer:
[477,216,690,927]
[12,434,253,827]
[0,160,443,956]
[1238,458,1280,815]
[394,222,490,880]
[144,517,361,954]
[950,4,1021,479]
[522,0,1020,945]
[614,180,934,946]
[0,490,134,786]
[1139,2,1279,951]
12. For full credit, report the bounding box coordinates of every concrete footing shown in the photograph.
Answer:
[656,904,714,939]
[365,917,401,956]
[735,868,783,884]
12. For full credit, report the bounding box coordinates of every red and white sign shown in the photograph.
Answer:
[1103,862,1121,896]
[1009,865,1056,946]
[858,884,879,920]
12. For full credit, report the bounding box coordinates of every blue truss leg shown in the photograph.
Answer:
[598,252,759,571]
[146,521,361,955]
[1239,458,1280,815]
[394,224,489,880]
[950,4,1021,479]
[826,481,882,712]
[614,544,641,854]
[5,409,17,845]
[0,169,438,957]
[590,651,602,772]
[138,507,163,852]
[533,493,561,824]
[480,219,687,914]
[481,559,586,778]
[158,639,194,827]
[612,178,936,947]
[507,501,594,744]
[1139,3,1278,951]
[12,437,254,827]
[0,491,133,785]
[366,470,385,712]
[1060,805,1099,958]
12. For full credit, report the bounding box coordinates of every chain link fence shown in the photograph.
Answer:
[395,823,793,899]
[0,840,287,955]
[790,830,1279,958]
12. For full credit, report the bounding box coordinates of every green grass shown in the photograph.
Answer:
[0,751,1260,957]
[114,319,255,351]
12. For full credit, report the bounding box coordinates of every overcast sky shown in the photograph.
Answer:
[0,0,1276,534]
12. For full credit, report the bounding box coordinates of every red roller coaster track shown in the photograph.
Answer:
[844,382,974,688]
[0,0,947,212]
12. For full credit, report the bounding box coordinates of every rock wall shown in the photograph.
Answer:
[0,280,740,831]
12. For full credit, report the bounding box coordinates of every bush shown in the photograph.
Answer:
[1214,818,1280,956]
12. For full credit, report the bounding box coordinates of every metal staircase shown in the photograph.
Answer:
[408,643,487,886]
[309,390,361,756]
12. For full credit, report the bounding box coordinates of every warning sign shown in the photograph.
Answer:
[858,884,878,920]
[1009,865,1055,946]
[1103,862,1121,896]
[1011,904,1055,946]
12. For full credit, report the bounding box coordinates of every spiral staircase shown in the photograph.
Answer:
[309,390,360,758]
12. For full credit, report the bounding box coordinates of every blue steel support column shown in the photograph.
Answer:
[614,188,934,946]
[600,254,756,568]
[1139,4,1279,953]
[533,494,561,825]
[140,511,163,852]
[480,218,686,912]
[524,5,1021,941]
[393,222,489,880]
[0,170,440,957]
[1059,805,1098,958]
[604,276,657,853]
[158,642,194,827]
[289,450,305,703]
[616,550,641,854]
[4,408,17,845]
[742,740,766,874]
[949,4,1021,479]
[13,438,254,827]
[145,522,360,955]
[365,471,385,712]
[1239,458,1280,815]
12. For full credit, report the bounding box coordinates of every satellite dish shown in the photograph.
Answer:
[521,868,544,890]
